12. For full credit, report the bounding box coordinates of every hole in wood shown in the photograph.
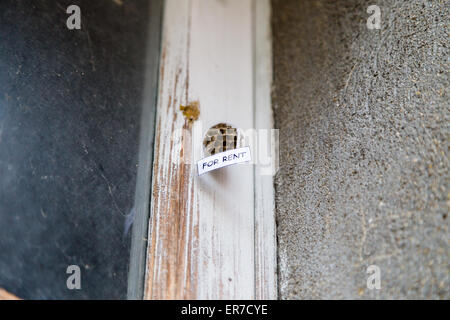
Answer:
[203,123,238,157]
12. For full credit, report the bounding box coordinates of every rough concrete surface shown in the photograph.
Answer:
[272,0,448,299]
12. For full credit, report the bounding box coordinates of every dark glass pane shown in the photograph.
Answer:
[0,0,159,299]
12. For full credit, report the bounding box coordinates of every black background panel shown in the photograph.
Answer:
[0,0,156,299]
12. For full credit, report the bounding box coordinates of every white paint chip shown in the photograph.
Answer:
[197,146,251,176]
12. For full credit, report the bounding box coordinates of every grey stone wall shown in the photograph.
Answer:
[272,0,448,299]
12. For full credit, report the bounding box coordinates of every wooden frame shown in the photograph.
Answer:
[144,0,276,299]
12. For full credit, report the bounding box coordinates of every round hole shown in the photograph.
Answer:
[203,123,238,157]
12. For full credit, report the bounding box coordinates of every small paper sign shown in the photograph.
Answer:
[197,146,251,175]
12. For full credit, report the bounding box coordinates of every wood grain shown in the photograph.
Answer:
[144,0,276,299]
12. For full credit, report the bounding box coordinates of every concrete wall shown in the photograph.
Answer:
[272,0,448,299]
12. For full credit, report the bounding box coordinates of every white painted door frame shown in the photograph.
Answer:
[144,0,276,300]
